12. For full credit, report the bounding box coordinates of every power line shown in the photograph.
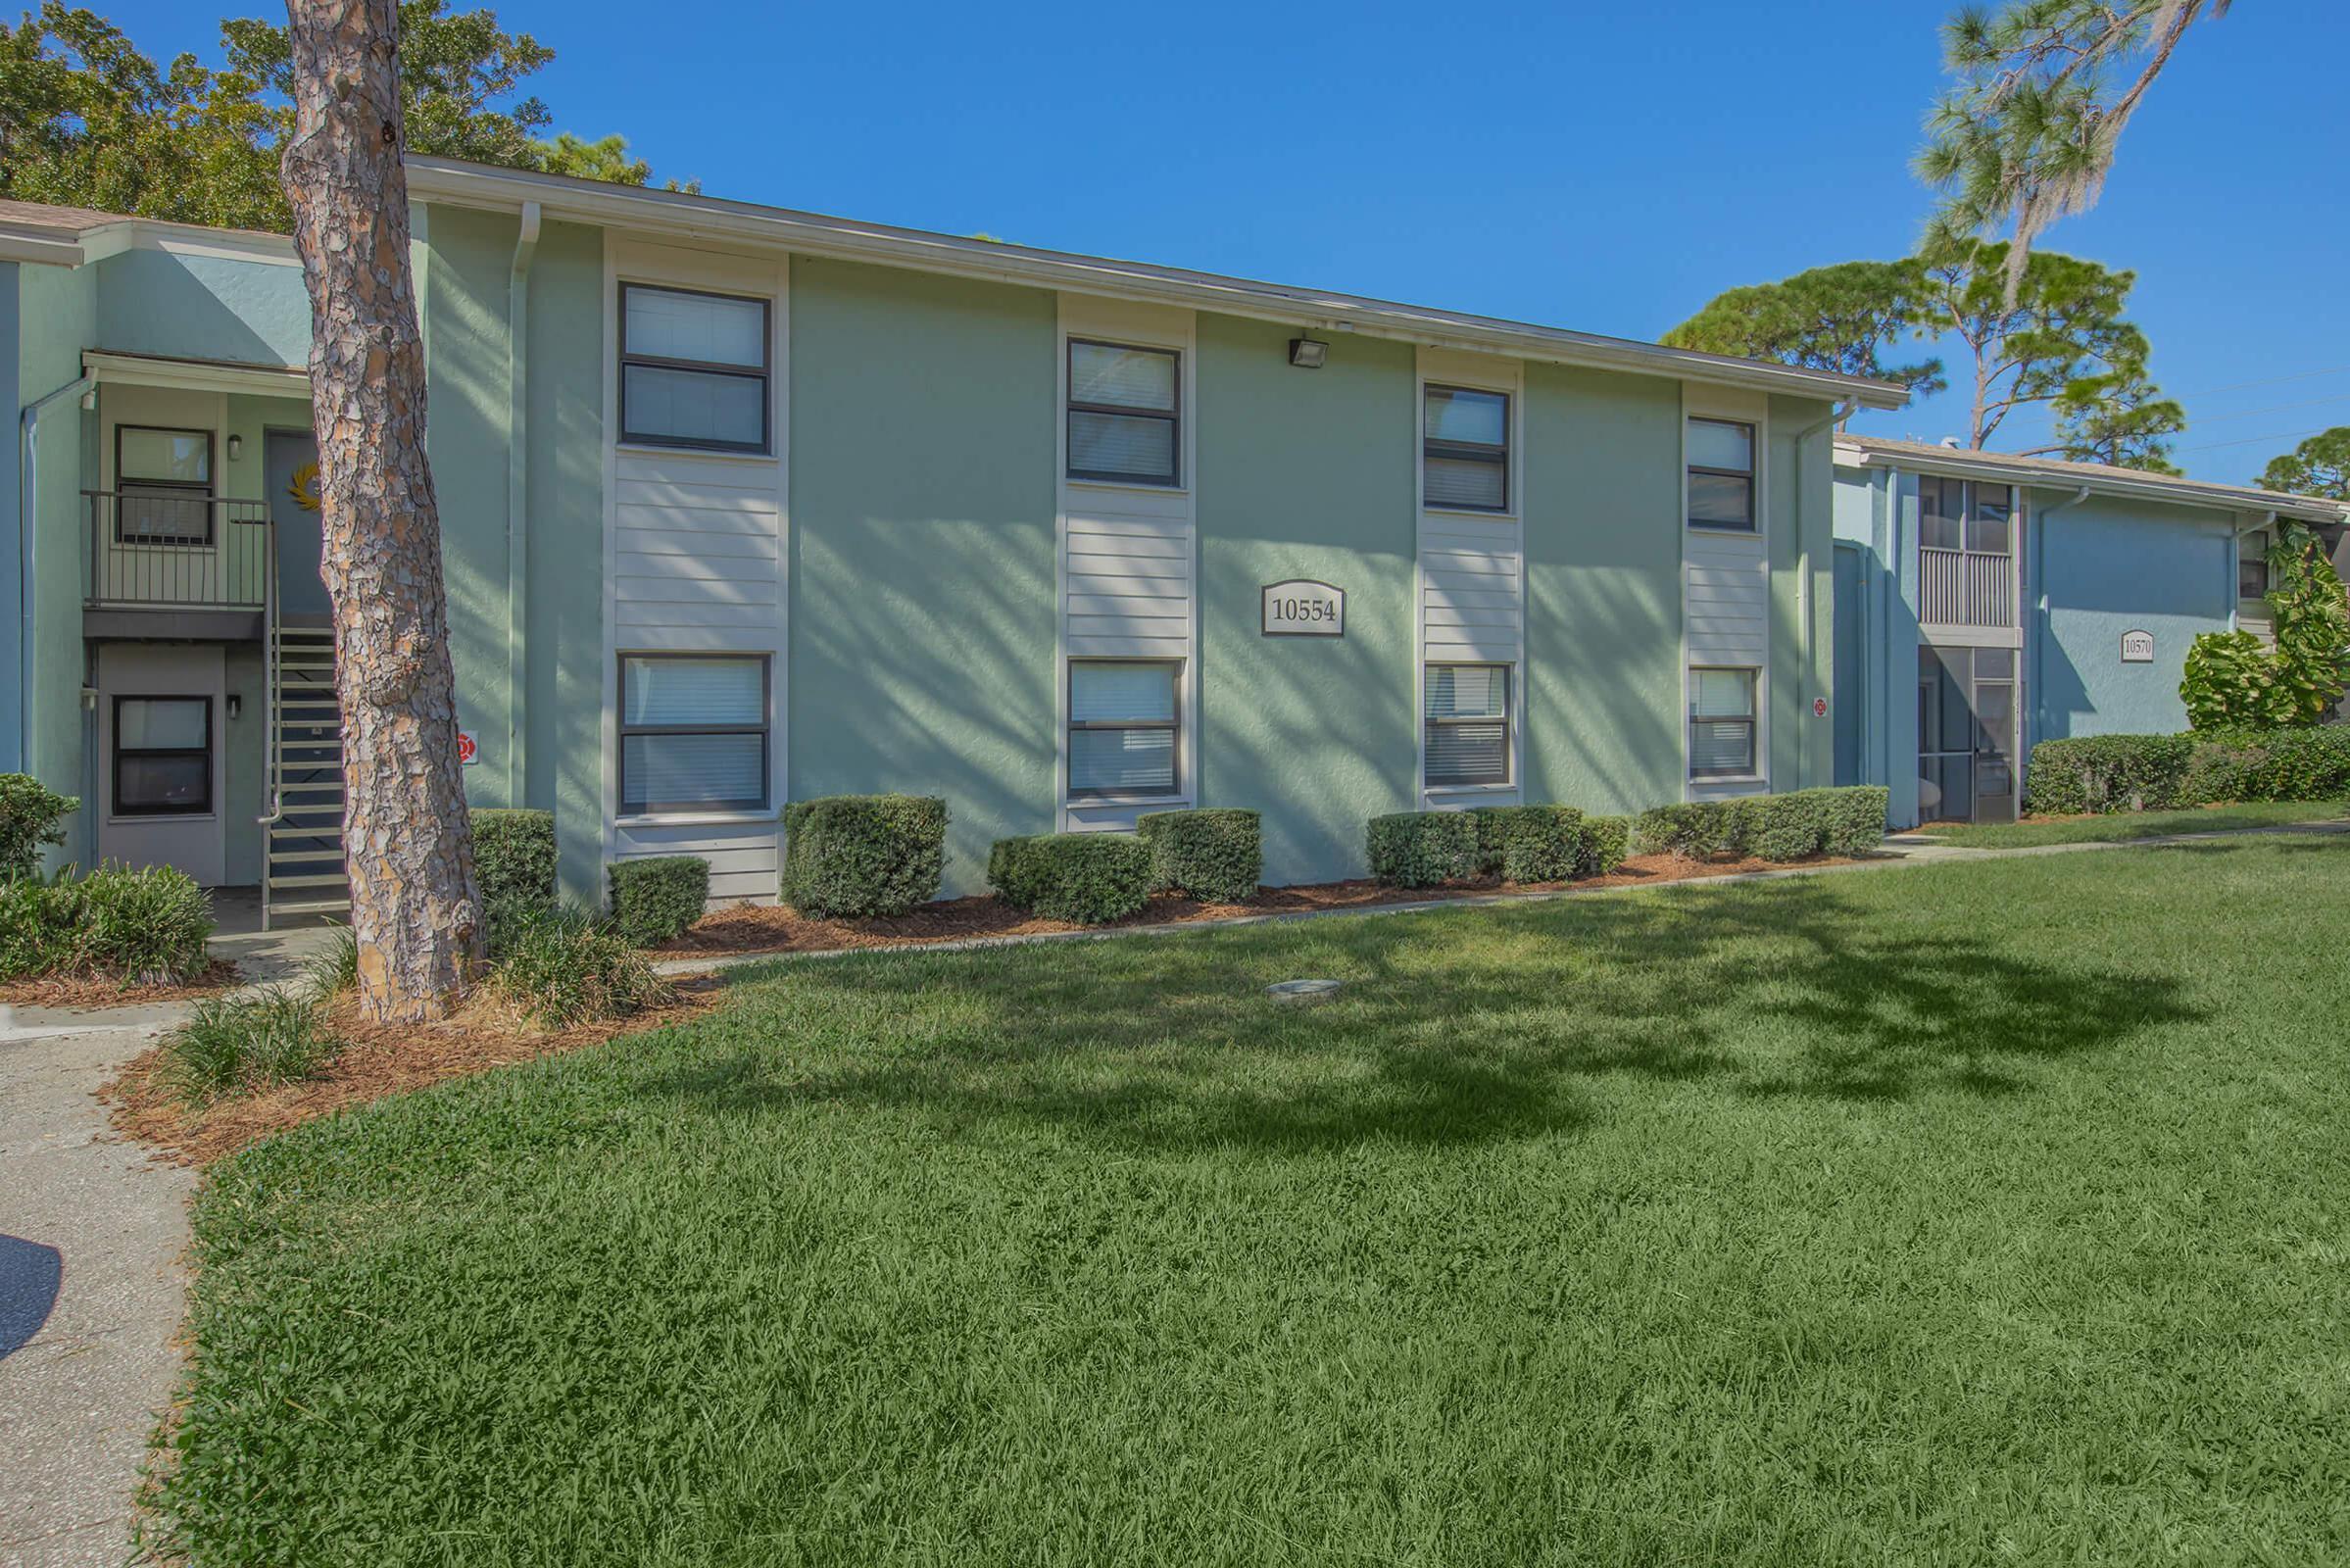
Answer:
[2184,393,2350,426]
[2171,364,2350,400]
[2177,424,2335,454]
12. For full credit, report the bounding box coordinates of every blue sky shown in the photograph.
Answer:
[106,0,2350,484]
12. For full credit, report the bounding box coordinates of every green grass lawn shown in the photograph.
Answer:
[1923,798,2346,849]
[155,840,2350,1566]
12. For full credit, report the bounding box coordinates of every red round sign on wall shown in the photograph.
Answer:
[1813,698,1829,718]
[457,729,477,766]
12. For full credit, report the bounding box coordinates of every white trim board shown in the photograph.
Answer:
[1681,385,1771,801]
[1415,347,1525,810]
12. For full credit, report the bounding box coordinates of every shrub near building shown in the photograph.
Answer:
[783,795,949,918]
[1138,808,1260,904]
[1365,811,1480,888]
[1469,806,1585,884]
[2026,729,2350,815]
[988,833,1153,924]
[607,857,710,946]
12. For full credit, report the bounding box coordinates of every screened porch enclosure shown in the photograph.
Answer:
[1918,644,2018,824]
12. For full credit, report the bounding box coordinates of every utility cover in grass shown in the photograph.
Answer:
[1264,978,1342,1001]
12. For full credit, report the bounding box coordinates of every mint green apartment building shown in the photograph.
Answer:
[4,164,1905,917]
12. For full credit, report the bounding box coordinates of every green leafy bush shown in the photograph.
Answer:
[472,808,557,920]
[1138,808,1260,903]
[2023,734,2199,814]
[2181,522,2350,729]
[1471,805,1586,883]
[1743,792,1830,862]
[607,857,710,946]
[782,795,948,918]
[1635,801,1741,859]
[1365,811,1480,888]
[2192,726,2350,803]
[488,904,674,1029]
[1577,815,1633,877]
[1820,787,1892,855]
[0,774,77,881]
[0,874,79,981]
[987,833,1152,924]
[160,987,339,1103]
[309,922,359,998]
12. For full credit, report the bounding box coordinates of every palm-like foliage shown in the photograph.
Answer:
[1918,1,2232,296]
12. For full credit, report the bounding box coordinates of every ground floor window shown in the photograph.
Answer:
[1424,663,1511,788]
[1689,667,1757,779]
[619,654,769,814]
[1068,661,1180,798]
[113,695,212,815]
[1918,645,2017,822]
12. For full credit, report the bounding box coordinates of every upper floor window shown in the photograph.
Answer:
[1425,663,1511,787]
[1920,476,2013,556]
[1423,386,1509,512]
[619,654,770,814]
[619,284,770,453]
[1687,417,1755,531]
[117,426,215,546]
[1067,341,1180,486]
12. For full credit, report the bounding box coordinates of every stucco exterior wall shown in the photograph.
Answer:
[91,247,310,368]
[787,258,1060,896]
[1194,315,1417,884]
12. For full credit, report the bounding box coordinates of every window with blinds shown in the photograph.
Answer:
[1687,417,1754,531]
[1067,341,1180,486]
[619,284,771,452]
[113,695,212,815]
[1424,663,1510,788]
[1068,661,1179,798]
[117,426,215,545]
[1423,386,1509,512]
[1689,667,1757,778]
[619,655,769,813]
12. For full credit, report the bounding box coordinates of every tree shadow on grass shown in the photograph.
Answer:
[643,875,2201,1154]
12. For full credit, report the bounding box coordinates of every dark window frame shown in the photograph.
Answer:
[1065,339,1182,487]
[617,282,773,455]
[616,653,772,815]
[1688,665,1758,780]
[1920,475,2017,559]
[114,424,217,547]
[1424,662,1513,789]
[2239,535,2272,602]
[1686,416,1755,533]
[1422,384,1511,514]
[112,693,214,817]
[1066,658,1183,801]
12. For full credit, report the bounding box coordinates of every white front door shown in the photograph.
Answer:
[95,644,227,885]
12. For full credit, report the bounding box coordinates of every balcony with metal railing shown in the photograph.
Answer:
[82,489,275,639]
[1918,546,2016,631]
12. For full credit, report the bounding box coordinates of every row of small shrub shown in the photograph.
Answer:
[1367,805,1635,889]
[2023,727,2350,815]
[978,809,1265,926]
[1634,787,1890,863]
[0,863,215,984]
[473,808,710,948]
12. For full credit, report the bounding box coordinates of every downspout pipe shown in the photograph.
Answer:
[506,199,541,807]
[2028,484,2093,782]
[1789,399,1856,790]
[18,370,93,777]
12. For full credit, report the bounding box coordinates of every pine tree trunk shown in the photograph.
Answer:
[280,0,483,1021]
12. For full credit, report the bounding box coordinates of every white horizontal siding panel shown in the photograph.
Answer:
[615,600,778,632]
[612,572,777,610]
[615,449,778,489]
[612,822,780,906]
[1068,633,1189,659]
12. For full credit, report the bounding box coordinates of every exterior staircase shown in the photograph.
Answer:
[264,621,350,927]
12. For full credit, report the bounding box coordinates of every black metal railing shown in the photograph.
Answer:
[83,489,274,610]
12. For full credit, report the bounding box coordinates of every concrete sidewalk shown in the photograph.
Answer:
[0,1014,189,1568]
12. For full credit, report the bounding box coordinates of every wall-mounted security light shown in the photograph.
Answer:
[1288,338,1328,369]
[226,694,242,721]
[226,434,244,461]
[77,388,96,412]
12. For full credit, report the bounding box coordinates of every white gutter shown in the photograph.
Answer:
[17,372,93,775]
[1836,439,2344,526]
[1790,400,1856,789]
[407,158,1911,413]
[506,199,541,805]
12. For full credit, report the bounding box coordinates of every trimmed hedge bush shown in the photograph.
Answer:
[0,774,76,881]
[988,833,1152,924]
[1138,808,1260,903]
[1366,811,1480,888]
[783,795,948,918]
[2019,734,2197,815]
[2025,728,2350,815]
[608,856,710,946]
[0,862,213,983]
[1578,815,1633,877]
[1636,787,1890,862]
[1470,805,1586,883]
[472,808,557,918]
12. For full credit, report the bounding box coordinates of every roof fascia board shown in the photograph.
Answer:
[1834,440,2345,525]
[77,221,300,268]
[84,350,309,398]
[0,226,87,266]
[408,159,1907,410]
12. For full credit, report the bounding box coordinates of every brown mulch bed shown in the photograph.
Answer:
[102,974,726,1167]
[0,958,243,1010]
[660,851,1858,961]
